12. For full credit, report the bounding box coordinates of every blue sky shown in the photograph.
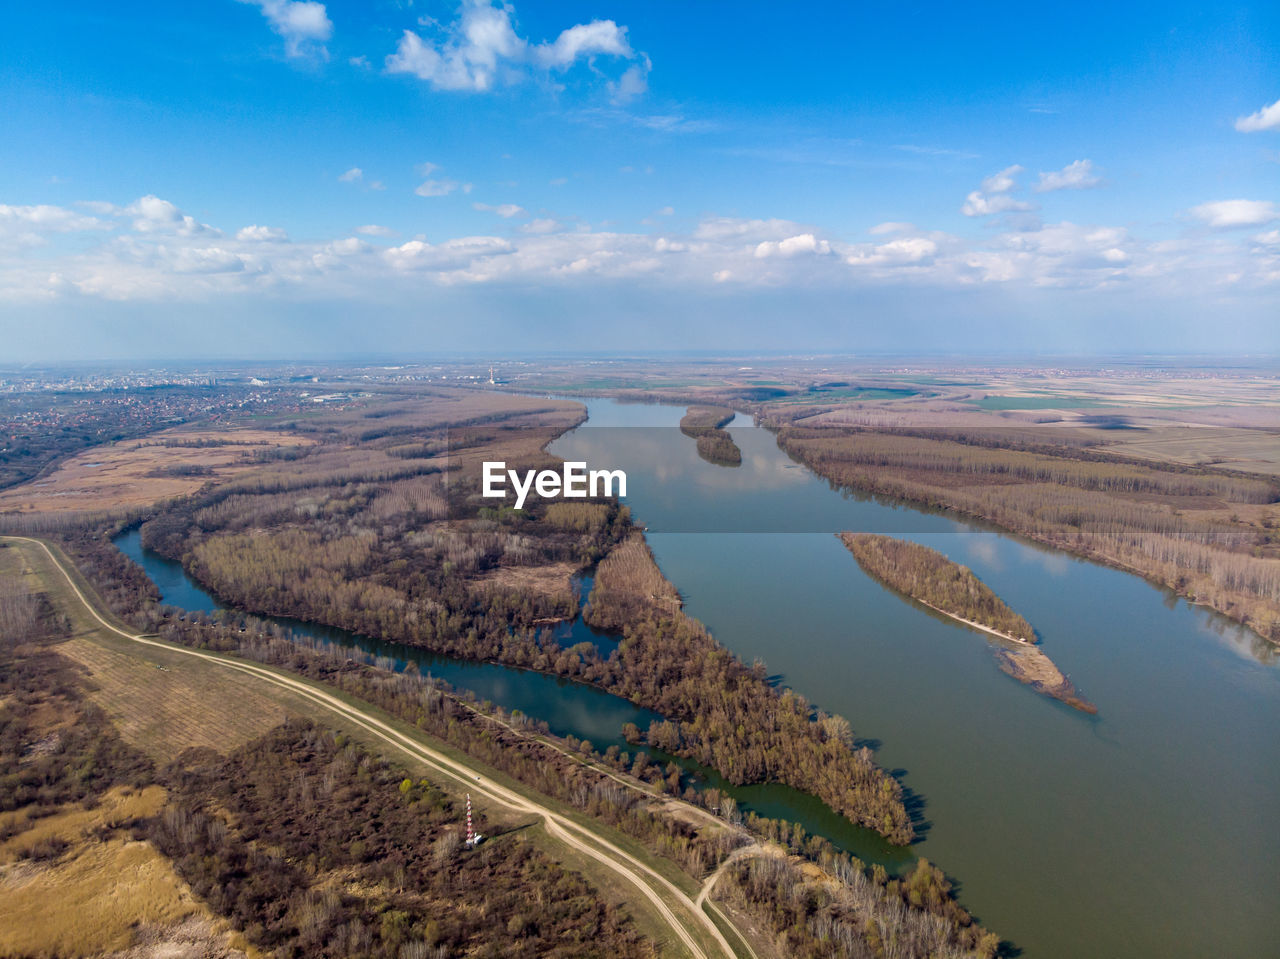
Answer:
[1,1,1278,359]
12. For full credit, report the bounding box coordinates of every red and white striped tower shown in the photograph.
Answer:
[465,794,475,845]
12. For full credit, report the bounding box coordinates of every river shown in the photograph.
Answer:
[118,396,1280,958]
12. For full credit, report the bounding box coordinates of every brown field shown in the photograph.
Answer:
[57,637,289,763]
[0,428,314,514]
[0,834,239,959]
[1097,427,1280,475]
[0,785,167,862]
[471,560,578,601]
[0,786,250,959]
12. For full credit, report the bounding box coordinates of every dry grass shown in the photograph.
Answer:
[471,561,577,600]
[0,785,167,863]
[0,428,314,514]
[57,637,288,762]
[0,834,209,958]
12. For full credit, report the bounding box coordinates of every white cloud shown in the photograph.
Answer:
[521,218,560,234]
[0,204,109,251]
[610,60,650,104]
[338,167,363,183]
[962,192,1032,217]
[1036,159,1101,192]
[171,247,247,274]
[127,195,218,236]
[416,161,439,177]
[416,179,461,197]
[846,237,938,267]
[236,225,289,242]
[962,165,1033,217]
[240,0,332,60]
[754,233,831,258]
[0,204,105,234]
[869,221,914,235]
[534,20,632,67]
[385,1,644,95]
[3,193,1274,308]
[1235,98,1280,133]
[981,165,1023,194]
[473,202,525,218]
[1190,199,1279,229]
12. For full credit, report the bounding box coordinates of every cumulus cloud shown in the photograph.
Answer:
[1190,199,1279,229]
[236,225,289,242]
[3,191,1275,309]
[355,224,396,237]
[1235,97,1280,133]
[754,233,831,258]
[0,203,106,234]
[534,20,632,67]
[962,192,1032,216]
[172,247,247,274]
[1036,159,1102,192]
[385,1,644,95]
[846,237,938,267]
[240,0,332,60]
[338,167,363,183]
[962,165,1033,217]
[127,195,218,236]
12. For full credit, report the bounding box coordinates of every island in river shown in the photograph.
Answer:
[679,405,743,467]
[840,533,1096,714]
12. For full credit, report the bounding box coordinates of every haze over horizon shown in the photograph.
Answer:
[2,1,1278,360]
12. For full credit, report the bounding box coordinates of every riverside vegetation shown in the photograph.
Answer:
[774,424,1280,643]
[839,533,1095,713]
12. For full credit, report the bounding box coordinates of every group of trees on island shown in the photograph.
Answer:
[680,406,743,467]
[841,533,1035,641]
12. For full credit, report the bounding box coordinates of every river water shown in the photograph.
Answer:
[117,396,1280,958]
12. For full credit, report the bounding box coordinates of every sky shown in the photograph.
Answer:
[1,0,1278,360]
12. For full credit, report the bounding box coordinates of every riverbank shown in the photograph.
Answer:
[776,424,1280,646]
